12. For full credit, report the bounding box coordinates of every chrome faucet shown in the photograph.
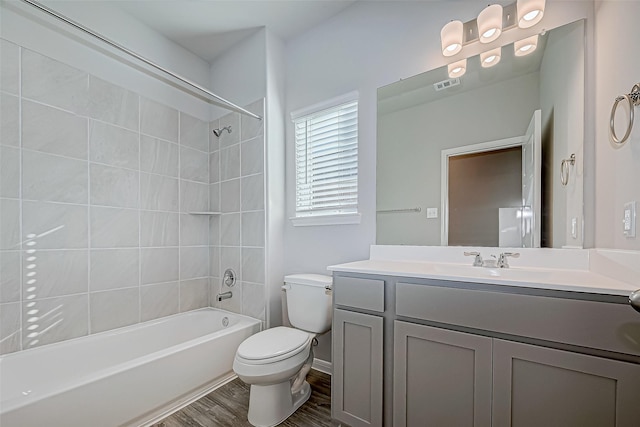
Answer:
[497,252,520,268]
[464,251,483,267]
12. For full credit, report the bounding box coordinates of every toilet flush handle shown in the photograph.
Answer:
[281,283,291,291]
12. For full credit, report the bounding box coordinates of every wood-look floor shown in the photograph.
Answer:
[152,370,339,427]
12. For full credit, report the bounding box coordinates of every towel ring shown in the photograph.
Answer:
[609,83,640,145]
[560,154,575,186]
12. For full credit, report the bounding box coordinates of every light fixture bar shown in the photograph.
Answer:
[461,3,518,46]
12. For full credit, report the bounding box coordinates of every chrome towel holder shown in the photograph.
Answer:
[560,154,575,186]
[609,83,640,145]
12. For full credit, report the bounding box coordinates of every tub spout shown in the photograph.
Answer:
[217,291,232,302]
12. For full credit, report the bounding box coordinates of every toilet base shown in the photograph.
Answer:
[247,380,311,427]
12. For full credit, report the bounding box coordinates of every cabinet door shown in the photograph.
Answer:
[393,321,492,427]
[493,339,640,427]
[332,308,383,427]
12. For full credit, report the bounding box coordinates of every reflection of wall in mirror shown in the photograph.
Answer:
[377,73,539,246]
[539,21,584,248]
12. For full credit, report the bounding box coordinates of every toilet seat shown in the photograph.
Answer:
[236,327,311,365]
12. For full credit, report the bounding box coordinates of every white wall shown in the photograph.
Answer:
[594,1,640,250]
[0,0,211,119]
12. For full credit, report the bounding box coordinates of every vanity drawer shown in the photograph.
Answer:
[396,282,640,359]
[334,276,385,312]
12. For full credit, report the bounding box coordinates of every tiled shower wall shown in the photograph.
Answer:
[0,39,225,354]
[208,100,266,323]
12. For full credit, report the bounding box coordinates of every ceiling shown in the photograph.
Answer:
[99,0,358,62]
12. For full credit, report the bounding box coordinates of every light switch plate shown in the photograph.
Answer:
[623,201,636,238]
[426,208,438,219]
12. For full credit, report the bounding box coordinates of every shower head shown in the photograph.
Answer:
[212,125,232,137]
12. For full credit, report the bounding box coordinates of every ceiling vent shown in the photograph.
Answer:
[433,77,460,91]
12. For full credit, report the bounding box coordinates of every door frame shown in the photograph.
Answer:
[440,136,525,246]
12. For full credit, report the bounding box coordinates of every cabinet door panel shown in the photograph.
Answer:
[393,321,492,427]
[493,339,640,427]
[332,309,383,427]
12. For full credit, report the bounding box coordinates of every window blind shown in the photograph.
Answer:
[294,100,358,217]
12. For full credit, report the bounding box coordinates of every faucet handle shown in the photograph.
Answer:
[464,251,483,267]
[497,252,520,268]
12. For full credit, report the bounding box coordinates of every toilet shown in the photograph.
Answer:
[233,274,332,427]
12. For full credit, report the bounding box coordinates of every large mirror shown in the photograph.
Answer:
[377,20,584,248]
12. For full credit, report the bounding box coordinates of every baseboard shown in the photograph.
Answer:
[312,358,332,375]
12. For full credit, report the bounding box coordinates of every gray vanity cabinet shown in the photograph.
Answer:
[393,321,492,427]
[332,276,385,427]
[492,339,640,427]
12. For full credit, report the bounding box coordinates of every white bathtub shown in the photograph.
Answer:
[0,308,261,427]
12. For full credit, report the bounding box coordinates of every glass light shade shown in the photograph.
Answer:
[514,35,538,56]
[477,4,503,44]
[480,47,502,68]
[448,59,467,78]
[517,0,545,28]
[441,20,464,57]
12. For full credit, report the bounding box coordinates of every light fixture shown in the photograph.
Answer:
[477,4,503,43]
[448,59,467,78]
[517,0,545,28]
[441,20,463,57]
[480,47,502,68]
[514,34,538,56]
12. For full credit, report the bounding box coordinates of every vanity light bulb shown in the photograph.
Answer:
[441,20,463,57]
[477,4,503,44]
[514,34,538,56]
[480,48,502,68]
[517,0,545,28]
[448,58,467,78]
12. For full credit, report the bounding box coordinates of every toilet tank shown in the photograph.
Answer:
[283,274,333,334]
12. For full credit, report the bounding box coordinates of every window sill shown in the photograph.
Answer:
[290,213,362,227]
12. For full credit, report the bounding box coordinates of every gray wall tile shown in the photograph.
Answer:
[240,99,265,141]
[242,211,265,247]
[90,206,139,248]
[180,214,209,246]
[22,293,88,349]
[242,247,265,284]
[0,93,19,147]
[22,49,89,114]
[140,211,179,247]
[141,97,178,142]
[209,151,220,184]
[180,146,209,183]
[180,112,209,152]
[141,282,179,321]
[22,101,88,159]
[141,247,179,285]
[180,180,209,212]
[0,302,20,354]
[0,40,19,95]
[90,288,138,333]
[220,179,240,213]
[241,136,264,176]
[221,213,241,246]
[22,201,88,249]
[90,249,139,291]
[90,164,139,209]
[88,76,139,131]
[140,135,179,177]
[23,249,88,300]
[242,282,265,321]
[241,173,264,211]
[180,246,209,279]
[1,146,20,198]
[180,278,209,312]
[141,173,179,212]
[89,121,139,169]
[220,144,240,181]
[22,150,88,204]
[1,199,21,250]
[0,251,20,303]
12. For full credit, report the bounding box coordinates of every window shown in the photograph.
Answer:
[291,92,360,226]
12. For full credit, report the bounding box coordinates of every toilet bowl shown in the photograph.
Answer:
[233,274,332,427]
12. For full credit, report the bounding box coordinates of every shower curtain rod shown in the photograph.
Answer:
[19,0,263,121]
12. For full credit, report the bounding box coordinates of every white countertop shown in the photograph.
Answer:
[327,246,640,297]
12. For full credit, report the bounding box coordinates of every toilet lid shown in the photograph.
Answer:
[237,327,311,361]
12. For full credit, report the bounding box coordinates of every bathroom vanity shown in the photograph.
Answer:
[329,247,640,427]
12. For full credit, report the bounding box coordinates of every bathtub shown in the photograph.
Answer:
[0,308,261,427]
